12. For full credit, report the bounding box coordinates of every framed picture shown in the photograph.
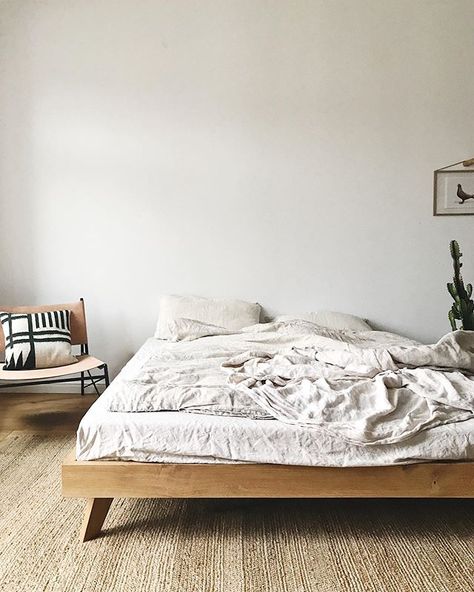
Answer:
[434,164,474,216]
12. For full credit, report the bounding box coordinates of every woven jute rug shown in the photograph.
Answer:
[0,433,473,592]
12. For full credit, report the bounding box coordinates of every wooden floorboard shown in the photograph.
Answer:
[0,392,95,435]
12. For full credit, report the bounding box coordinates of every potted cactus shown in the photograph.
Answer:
[447,240,474,330]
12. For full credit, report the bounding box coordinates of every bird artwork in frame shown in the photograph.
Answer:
[434,158,474,216]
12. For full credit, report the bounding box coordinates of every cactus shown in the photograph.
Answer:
[447,240,474,331]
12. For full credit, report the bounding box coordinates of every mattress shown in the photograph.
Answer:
[76,339,474,467]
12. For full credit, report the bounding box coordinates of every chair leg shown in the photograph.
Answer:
[87,370,101,396]
[80,372,85,395]
[103,363,110,388]
[80,498,113,542]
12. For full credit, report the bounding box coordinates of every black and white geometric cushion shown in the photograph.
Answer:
[0,310,77,370]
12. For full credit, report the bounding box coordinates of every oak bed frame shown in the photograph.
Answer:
[62,450,474,542]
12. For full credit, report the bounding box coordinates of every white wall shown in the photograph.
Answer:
[1,0,474,377]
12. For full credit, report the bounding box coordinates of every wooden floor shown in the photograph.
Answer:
[0,391,96,441]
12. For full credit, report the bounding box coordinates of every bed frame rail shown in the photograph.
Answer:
[62,450,474,541]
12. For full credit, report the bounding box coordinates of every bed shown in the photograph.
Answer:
[62,319,474,542]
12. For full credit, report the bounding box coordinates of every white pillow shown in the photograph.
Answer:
[168,318,234,342]
[156,295,261,340]
[274,311,371,332]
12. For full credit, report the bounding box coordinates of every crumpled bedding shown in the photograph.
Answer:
[224,331,474,445]
[105,319,474,446]
[106,320,411,418]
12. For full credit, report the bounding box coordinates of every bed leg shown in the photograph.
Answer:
[80,498,113,542]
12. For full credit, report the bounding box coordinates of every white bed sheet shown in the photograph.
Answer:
[76,340,474,467]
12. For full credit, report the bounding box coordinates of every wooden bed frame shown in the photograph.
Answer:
[62,449,474,542]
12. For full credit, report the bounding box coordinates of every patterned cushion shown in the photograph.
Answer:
[0,310,77,370]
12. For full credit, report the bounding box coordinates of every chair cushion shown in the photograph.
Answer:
[0,310,77,370]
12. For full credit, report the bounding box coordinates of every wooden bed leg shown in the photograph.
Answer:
[79,498,113,542]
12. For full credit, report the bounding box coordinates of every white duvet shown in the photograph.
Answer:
[105,320,474,446]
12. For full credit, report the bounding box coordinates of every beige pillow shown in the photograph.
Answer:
[274,311,371,332]
[156,295,261,340]
[168,318,234,342]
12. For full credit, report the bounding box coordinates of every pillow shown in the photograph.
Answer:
[0,310,77,370]
[156,295,261,340]
[168,318,234,342]
[274,311,372,332]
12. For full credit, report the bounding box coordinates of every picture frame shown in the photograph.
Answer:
[433,162,474,216]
